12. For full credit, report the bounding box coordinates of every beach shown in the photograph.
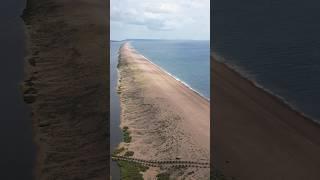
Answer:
[22,0,108,179]
[116,43,210,179]
[212,57,320,179]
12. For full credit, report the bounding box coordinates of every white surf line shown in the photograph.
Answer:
[126,42,210,102]
[212,52,320,124]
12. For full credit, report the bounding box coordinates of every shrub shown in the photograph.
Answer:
[118,161,149,180]
[112,147,125,156]
[124,151,134,157]
[123,127,132,143]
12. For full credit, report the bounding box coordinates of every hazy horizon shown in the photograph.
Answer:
[110,38,210,41]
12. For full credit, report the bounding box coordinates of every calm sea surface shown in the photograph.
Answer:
[213,0,320,122]
[131,40,210,99]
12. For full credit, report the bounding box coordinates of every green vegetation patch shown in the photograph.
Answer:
[112,147,125,156]
[124,151,134,157]
[123,127,132,143]
[118,161,149,180]
[156,172,170,180]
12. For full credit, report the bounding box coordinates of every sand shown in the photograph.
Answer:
[22,0,109,179]
[212,57,320,180]
[117,43,210,179]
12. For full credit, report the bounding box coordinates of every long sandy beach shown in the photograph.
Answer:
[116,43,210,179]
[22,0,108,179]
[212,57,320,180]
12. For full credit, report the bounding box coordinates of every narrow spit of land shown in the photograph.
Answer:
[212,58,320,180]
[22,0,108,179]
[115,42,210,179]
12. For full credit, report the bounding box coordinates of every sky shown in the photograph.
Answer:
[110,0,210,41]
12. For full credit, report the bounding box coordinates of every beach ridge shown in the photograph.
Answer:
[212,57,320,144]
[22,0,109,179]
[116,42,210,179]
[126,42,210,102]
[212,56,320,179]
[213,54,320,126]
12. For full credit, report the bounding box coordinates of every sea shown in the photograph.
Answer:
[110,40,210,179]
[213,0,320,123]
[131,40,210,99]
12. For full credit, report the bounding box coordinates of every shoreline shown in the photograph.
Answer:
[127,42,211,102]
[22,0,109,179]
[110,42,123,180]
[212,53,320,125]
[117,42,210,179]
[212,55,320,143]
[212,56,320,179]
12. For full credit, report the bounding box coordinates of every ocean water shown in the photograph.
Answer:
[131,40,210,99]
[213,0,320,123]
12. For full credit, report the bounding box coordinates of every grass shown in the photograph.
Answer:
[112,147,125,156]
[156,172,170,180]
[123,126,132,143]
[124,151,134,157]
[118,161,149,180]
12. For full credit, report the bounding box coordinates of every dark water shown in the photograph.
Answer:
[0,0,35,179]
[131,40,210,99]
[213,0,320,122]
[110,41,123,180]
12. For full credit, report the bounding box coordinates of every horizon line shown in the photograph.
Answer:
[110,38,210,42]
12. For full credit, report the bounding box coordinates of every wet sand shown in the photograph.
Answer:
[117,43,210,179]
[212,57,320,180]
[22,0,109,179]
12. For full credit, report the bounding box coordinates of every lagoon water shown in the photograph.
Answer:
[0,0,35,179]
[110,41,122,180]
[213,0,320,122]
